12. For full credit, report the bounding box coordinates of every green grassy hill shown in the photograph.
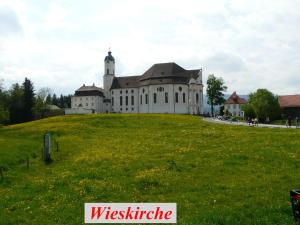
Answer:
[0,114,300,225]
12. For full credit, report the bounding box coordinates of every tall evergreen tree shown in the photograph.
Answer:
[22,78,35,122]
[9,83,24,124]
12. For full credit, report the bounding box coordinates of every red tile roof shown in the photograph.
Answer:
[225,91,247,104]
[278,95,300,108]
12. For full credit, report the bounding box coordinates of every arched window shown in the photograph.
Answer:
[175,92,178,103]
[153,93,157,103]
[120,96,123,106]
[165,92,168,103]
[140,95,142,105]
[112,97,114,106]
[126,96,128,106]
[131,96,134,105]
[183,93,186,103]
[196,93,199,103]
[145,94,148,104]
[107,69,109,74]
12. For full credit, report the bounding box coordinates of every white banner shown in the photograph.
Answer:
[84,203,177,223]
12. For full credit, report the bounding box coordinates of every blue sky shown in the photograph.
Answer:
[0,0,300,95]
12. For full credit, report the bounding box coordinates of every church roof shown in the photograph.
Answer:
[279,95,300,108]
[225,91,247,104]
[75,85,104,97]
[110,62,201,89]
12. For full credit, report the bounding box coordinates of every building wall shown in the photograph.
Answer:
[110,83,203,114]
[224,103,244,116]
[71,95,103,113]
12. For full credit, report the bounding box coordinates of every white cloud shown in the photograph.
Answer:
[0,0,300,95]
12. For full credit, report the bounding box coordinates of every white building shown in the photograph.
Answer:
[70,50,204,114]
[224,91,247,117]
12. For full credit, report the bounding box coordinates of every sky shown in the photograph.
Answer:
[0,0,300,95]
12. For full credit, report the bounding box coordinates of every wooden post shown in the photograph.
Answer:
[43,133,51,162]
[26,156,29,169]
[0,167,3,181]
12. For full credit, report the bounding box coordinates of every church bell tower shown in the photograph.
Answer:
[103,49,115,99]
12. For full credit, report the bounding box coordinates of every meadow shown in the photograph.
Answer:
[0,114,300,225]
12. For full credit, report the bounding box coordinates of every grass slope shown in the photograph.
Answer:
[0,114,300,225]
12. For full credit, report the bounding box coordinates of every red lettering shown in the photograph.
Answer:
[154,207,163,219]
[164,211,172,219]
[110,211,118,220]
[105,207,111,219]
[125,207,133,219]
[118,210,125,220]
[91,207,107,220]
[146,211,154,219]
[139,210,147,219]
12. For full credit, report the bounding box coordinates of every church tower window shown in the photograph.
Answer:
[175,92,178,103]
[196,93,199,103]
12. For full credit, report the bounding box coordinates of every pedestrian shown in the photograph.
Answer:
[296,116,299,128]
[247,117,251,126]
[254,118,259,126]
[288,115,292,128]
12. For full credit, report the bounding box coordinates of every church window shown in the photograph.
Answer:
[131,96,134,105]
[107,69,109,74]
[142,89,145,93]
[112,97,114,106]
[131,108,134,111]
[120,90,122,94]
[175,92,179,103]
[179,86,182,92]
[112,91,114,94]
[126,96,128,106]
[120,96,123,106]
[165,92,168,103]
[131,90,134,93]
[120,108,122,111]
[153,93,157,103]
[183,93,186,103]
[126,108,128,111]
[145,94,148,104]
[140,95,142,105]
[126,90,128,94]
[196,93,199,103]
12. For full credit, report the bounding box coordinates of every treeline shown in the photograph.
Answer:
[0,78,71,125]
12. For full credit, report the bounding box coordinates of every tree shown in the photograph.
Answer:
[37,87,52,103]
[242,103,256,119]
[9,83,24,124]
[22,78,35,122]
[206,74,227,116]
[248,89,281,121]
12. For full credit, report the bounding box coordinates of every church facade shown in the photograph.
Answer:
[70,51,204,114]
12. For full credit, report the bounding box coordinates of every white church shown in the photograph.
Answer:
[67,50,204,115]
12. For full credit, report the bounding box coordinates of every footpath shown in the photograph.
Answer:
[203,117,298,129]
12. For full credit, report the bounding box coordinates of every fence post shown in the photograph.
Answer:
[43,133,51,162]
